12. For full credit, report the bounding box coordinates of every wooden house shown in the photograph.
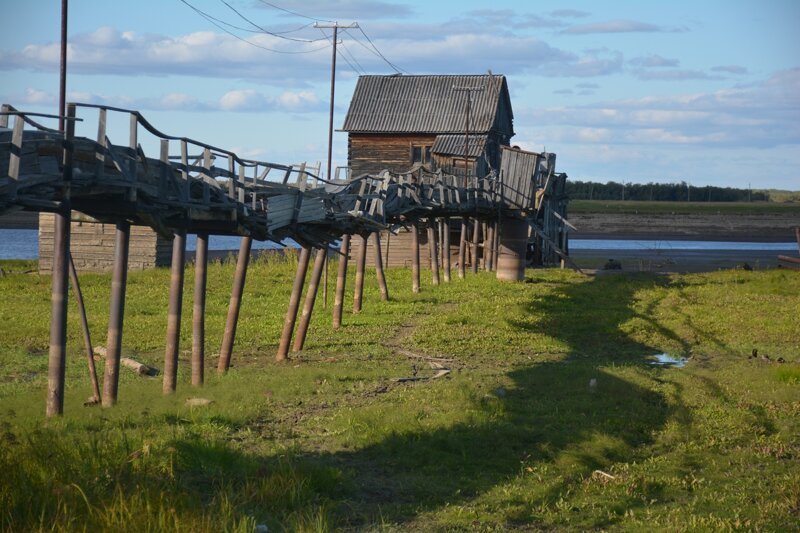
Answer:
[343,74,514,265]
[341,74,514,178]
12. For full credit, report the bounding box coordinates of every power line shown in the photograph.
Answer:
[253,0,407,75]
[317,28,363,75]
[218,0,326,43]
[255,0,333,23]
[354,26,408,74]
[339,42,366,75]
[179,0,330,54]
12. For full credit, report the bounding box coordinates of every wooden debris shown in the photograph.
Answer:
[121,357,158,377]
[392,361,451,382]
[185,398,214,407]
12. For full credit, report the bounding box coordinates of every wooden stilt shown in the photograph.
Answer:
[102,222,130,407]
[163,231,186,393]
[46,103,75,417]
[353,234,368,312]
[443,218,451,282]
[458,217,467,279]
[276,246,311,361]
[428,220,440,286]
[47,212,70,416]
[332,234,350,329]
[293,247,327,352]
[218,236,252,373]
[191,233,208,387]
[374,233,390,301]
[471,218,480,273]
[411,222,421,293]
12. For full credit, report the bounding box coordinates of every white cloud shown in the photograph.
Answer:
[634,69,721,81]
[711,65,749,75]
[630,55,680,68]
[220,89,268,111]
[519,69,800,150]
[562,20,667,35]
[550,9,590,19]
[252,0,413,20]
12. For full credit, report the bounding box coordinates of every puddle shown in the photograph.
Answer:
[647,353,688,368]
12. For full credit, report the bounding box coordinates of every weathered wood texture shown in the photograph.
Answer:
[38,213,170,272]
[349,226,462,268]
[348,133,437,177]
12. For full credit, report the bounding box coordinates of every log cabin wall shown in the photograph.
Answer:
[348,133,438,177]
[38,213,171,273]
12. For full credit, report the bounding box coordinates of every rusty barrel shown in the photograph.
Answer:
[496,216,528,282]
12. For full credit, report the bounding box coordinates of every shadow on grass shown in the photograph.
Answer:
[292,273,688,528]
[2,273,699,530]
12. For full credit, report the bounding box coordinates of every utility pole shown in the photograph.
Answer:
[314,21,357,308]
[453,85,484,275]
[314,21,358,183]
[59,0,68,130]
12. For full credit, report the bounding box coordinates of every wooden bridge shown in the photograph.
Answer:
[1,103,568,416]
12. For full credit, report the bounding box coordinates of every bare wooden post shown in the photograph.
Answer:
[458,217,467,279]
[7,114,24,200]
[442,218,451,282]
[191,233,209,386]
[428,220,440,286]
[292,248,327,352]
[277,246,311,361]
[373,233,389,301]
[68,254,101,403]
[46,104,75,416]
[163,231,186,393]
[332,234,350,329]
[353,234,368,312]
[485,222,495,272]
[471,218,480,273]
[411,222,421,293]
[102,222,130,408]
[218,236,252,373]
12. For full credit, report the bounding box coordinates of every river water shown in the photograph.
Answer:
[0,229,796,260]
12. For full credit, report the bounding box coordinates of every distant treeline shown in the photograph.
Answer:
[566,181,769,202]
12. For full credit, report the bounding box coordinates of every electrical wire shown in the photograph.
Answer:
[343,28,406,75]
[179,0,330,54]
[355,26,408,74]
[339,40,366,75]
[317,28,364,76]
[255,0,333,23]
[218,0,327,42]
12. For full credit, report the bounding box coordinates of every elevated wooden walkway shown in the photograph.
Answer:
[1,103,567,416]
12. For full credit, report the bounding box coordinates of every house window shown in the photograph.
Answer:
[411,145,432,165]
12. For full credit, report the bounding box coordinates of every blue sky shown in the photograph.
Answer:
[2,0,798,189]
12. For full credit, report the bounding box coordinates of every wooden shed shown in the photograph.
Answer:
[341,74,514,178]
[343,74,514,266]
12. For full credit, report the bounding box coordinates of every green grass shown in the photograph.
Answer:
[569,199,800,215]
[1,258,798,531]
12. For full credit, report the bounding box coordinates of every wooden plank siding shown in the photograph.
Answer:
[38,213,171,273]
[348,133,438,177]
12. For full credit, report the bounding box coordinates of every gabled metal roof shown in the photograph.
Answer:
[431,134,488,158]
[342,74,513,135]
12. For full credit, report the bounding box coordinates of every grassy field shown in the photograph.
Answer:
[569,199,800,215]
[1,256,798,531]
